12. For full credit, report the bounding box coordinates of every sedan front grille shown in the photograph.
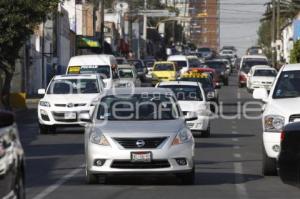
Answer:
[114,137,168,149]
[289,114,300,122]
[111,160,170,169]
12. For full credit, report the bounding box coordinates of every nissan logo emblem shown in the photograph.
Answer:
[136,140,145,148]
[67,103,74,108]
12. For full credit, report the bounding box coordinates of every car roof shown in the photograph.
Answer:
[68,54,115,66]
[282,64,300,72]
[53,74,98,80]
[242,55,268,59]
[252,65,273,70]
[167,55,188,60]
[104,88,174,96]
[158,81,200,86]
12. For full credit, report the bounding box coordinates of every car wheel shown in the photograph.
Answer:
[177,168,195,185]
[201,126,211,138]
[262,149,277,176]
[15,173,25,199]
[86,170,99,184]
[39,124,49,134]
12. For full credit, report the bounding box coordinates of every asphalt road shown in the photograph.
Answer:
[17,73,300,199]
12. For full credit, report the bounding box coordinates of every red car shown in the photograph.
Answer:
[188,68,221,89]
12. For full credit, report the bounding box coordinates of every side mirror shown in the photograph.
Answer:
[79,113,92,123]
[38,89,46,95]
[253,88,268,102]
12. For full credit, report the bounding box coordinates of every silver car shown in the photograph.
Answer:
[81,88,195,184]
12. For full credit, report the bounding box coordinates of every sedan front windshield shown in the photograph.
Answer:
[97,94,180,121]
[47,79,100,94]
[273,71,300,99]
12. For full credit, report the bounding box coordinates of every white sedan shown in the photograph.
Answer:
[37,74,105,134]
[157,81,211,137]
[247,65,277,92]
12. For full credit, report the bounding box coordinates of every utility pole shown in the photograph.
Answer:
[271,0,276,67]
[100,0,105,54]
[142,0,147,58]
[172,0,176,46]
[276,0,281,65]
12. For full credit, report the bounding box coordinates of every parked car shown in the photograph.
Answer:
[83,88,195,184]
[38,74,105,134]
[205,60,229,86]
[278,122,300,186]
[253,64,300,175]
[127,59,148,81]
[67,54,118,89]
[0,111,25,199]
[157,81,211,137]
[246,65,277,93]
[116,64,141,87]
[151,61,178,85]
[239,55,269,88]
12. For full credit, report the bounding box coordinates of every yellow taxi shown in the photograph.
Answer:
[152,61,178,85]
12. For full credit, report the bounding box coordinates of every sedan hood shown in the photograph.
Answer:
[43,94,99,104]
[96,120,185,138]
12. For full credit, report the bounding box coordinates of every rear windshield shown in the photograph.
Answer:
[158,85,203,101]
[154,64,174,71]
[68,65,111,79]
[241,59,268,73]
[171,61,187,68]
[254,69,277,77]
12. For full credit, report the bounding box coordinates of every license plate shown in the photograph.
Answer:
[64,112,76,119]
[131,152,152,162]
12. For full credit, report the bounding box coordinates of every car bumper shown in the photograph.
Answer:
[250,84,272,91]
[38,106,94,126]
[186,116,210,131]
[86,141,194,174]
[263,132,281,158]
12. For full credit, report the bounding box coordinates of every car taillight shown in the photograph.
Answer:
[239,73,247,81]
[280,131,285,142]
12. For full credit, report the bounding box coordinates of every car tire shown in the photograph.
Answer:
[39,124,49,135]
[86,170,99,184]
[177,168,195,185]
[262,149,277,176]
[201,126,211,138]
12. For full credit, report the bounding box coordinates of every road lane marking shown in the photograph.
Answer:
[234,162,249,199]
[232,138,239,142]
[232,120,237,124]
[233,145,241,150]
[232,131,238,134]
[32,164,84,199]
[232,126,237,129]
[237,92,241,99]
[234,153,241,158]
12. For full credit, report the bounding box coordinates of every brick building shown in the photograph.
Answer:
[189,0,220,50]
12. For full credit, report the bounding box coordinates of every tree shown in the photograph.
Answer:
[0,0,60,109]
[290,40,300,63]
[257,20,272,59]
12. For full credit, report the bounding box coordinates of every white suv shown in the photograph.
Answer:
[38,74,105,134]
[253,64,300,175]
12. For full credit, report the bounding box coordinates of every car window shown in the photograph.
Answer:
[241,59,268,73]
[68,65,111,79]
[47,79,100,94]
[171,60,187,68]
[254,69,277,77]
[205,61,226,72]
[180,77,212,89]
[159,85,203,101]
[118,69,134,78]
[188,59,202,68]
[273,71,300,99]
[154,64,174,71]
[97,94,180,121]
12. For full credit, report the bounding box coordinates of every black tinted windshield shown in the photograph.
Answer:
[172,61,187,68]
[68,65,111,79]
[128,60,144,69]
[242,59,268,73]
[154,64,174,71]
[48,79,100,94]
[159,85,203,101]
[180,77,212,89]
[273,71,300,99]
[205,61,226,71]
[97,94,180,121]
[254,69,277,77]
[189,58,202,68]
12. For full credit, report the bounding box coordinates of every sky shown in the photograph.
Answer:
[220,0,269,56]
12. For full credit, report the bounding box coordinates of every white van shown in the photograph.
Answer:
[167,55,190,74]
[66,55,118,89]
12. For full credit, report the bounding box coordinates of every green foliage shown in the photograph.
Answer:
[290,40,300,63]
[257,20,272,59]
[0,0,60,66]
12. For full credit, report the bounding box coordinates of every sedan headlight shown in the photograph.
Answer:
[39,101,51,107]
[90,132,110,146]
[264,115,285,132]
[172,128,192,145]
